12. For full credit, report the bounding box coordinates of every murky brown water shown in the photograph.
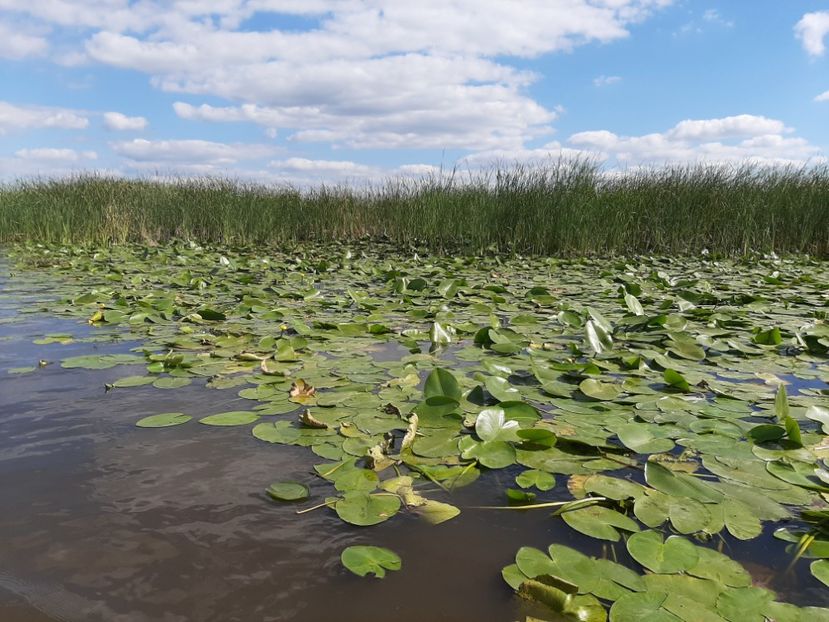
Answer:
[1,264,826,622]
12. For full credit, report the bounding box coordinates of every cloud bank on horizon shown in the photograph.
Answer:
[0,1,827,183]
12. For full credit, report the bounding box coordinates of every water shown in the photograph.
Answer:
[0,264,826,622]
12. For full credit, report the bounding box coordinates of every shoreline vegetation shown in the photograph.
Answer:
[0,160,827,256]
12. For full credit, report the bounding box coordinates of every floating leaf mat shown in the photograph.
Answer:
[6,242,829,619]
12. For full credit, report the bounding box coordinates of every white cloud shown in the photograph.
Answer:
[103,111,147,131]
[593,75,622,87]
[0,100,88,134]
[667,115,788,141]
[0,0,672,151]
[566,114,823,166]
[795,11,829,57]
[15,147,97,161]
[702,9,733,28]
[266,157,441,185]
[270,157,375,175]
[111,139,277,171]
[0,21,48,59]
[815,90,829,103]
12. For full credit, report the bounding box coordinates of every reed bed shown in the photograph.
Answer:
[0,160,827,255]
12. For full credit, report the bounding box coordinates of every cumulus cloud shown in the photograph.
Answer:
[566,114,823,166]
[0,100,88,134]
[103,111,147,131]
[111,139,277,172]
[267,157,441,185]
[15,147,97,161]
[0,21,48,59]
[795,11,829,57]
[1,0,674,151]
[815,90,829,103]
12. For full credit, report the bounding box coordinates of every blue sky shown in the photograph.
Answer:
[1,1,828,183]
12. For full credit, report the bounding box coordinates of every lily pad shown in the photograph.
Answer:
[200,411,260,426]
[266,482,309,501]
[340,545,401,578]
[135,412,191,428]
[626,530,699,574]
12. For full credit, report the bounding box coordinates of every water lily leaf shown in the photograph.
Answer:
[199,411,259,426]
[252,420,300,444]
[429,321,452,345]
[500,401,541,426]
[667,340,706,361]
[61,353,143,369]
[617,424,675,454]
[747,424,785,443]
[340,545,401,578]
[484,376,520,402]
[688,547,752,587]
[506,488,537,504]
[625,293,645,316]
[424,368,462,401]
[633,491,671,528]
[806,405,829,434]
[516,469,556,491]
[715,587,774,622]
[627,530,699,574]
[811,559,829,587]
[113,375,157,388]
[475,407,520,442]
[411,429,460,458]
[461,438,516,468]
[645,460,723,503]
[766,460,829,491]
[585,320,612,354]
[663,369,690,392]
[266,482,309,501]
[414,396,461,427]
[517,579,572,615]
[753,327,782,345]
[580,378,621,401]
[610,591,676,622]
[502,563,526,590]
[515,546,558,578]
[584,474,645,500]
[335,492,401,526]
[136,412,191,428]
[774,384,790,421]
[417,499,461,524]
[333,468,379,493]
[516,428,557,449]
[561,504,640,542]
[667,496,711,534]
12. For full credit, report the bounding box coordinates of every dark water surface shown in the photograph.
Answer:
[0,263,826,622]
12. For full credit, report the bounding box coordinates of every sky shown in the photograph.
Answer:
[0,0,828,184]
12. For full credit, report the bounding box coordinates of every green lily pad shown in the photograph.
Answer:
[335,492,401,526]
[200,411,260,426]
[424,368,462,401]
[626,530,699,574]
[135,412,191,428]
[340,545,401,578]
[561,504,640,542]
[266,482,309,501]
[580,378,622,401]
[516,469,556,491]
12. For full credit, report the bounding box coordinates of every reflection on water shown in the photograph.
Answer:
[1,264,827,622]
